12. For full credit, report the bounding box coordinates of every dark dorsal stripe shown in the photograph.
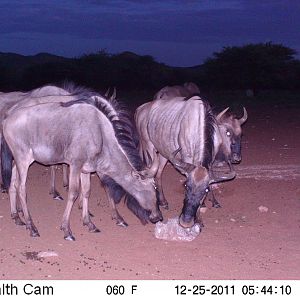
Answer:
[202,101,216,169]
[60,88,144,171]
[181,94,216,169]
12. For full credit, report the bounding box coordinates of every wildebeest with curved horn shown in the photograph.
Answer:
[1,90,162,240]
[135,95,235,229]
[150,83,248,208]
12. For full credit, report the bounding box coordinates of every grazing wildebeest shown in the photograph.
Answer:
[151,83,248,208]
[153,82,200,100]
[1,91,162,240]
[135,95,235,228]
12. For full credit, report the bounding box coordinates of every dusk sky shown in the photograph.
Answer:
[0,0,299,66]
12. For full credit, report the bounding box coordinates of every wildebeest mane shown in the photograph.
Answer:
[181,95,216,168]
[61,92,143,171]
[202,101,216,169]
[61,87,151,224]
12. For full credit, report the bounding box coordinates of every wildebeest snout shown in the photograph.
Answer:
[179,214,194,228]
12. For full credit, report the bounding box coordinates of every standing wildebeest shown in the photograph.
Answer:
[0,84,117,199]
[1,92,162,240]
[153,82,200,100]
[135,96,235,228]
[0,85,70,198]
[150,83,248,208]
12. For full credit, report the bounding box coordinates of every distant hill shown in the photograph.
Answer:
[0,51,202,92]
[0,52,70,71]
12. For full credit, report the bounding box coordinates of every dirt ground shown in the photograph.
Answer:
[0,102,300,280]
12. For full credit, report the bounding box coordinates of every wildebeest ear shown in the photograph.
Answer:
[216,107,230,122]
[239,107,248,125]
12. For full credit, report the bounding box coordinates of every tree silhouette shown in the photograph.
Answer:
[202,42,299,92]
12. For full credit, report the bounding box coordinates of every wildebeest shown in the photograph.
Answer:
[0,85,70,198]
[151,83,248,208]
[153,82,200,100]
[135,95,235,228]
[1,90,162,240]
[0,84,117,200]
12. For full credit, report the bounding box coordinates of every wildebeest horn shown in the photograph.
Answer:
[138,149,159,178]
[209,162,236,184]
[169,147,196,174]
[111,87,116,100]
[239,107,248,125]
[104,87,110,98]
[216,107,230,121]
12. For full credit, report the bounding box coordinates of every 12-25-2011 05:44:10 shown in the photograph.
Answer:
[175,284,292,296]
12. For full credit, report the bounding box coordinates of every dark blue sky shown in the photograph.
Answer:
[0,0,299,66]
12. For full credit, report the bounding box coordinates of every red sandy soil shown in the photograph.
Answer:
[0,103,300,280]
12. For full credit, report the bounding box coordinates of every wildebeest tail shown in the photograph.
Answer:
[1,136,13,190]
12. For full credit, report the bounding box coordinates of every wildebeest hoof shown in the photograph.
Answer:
[53,195,64,201]
[1,185,7,193]
[64,234,75,241]
[85,222,100,233]
[30,230,40,238]
[116,220,128,227]
[14,217,26,226]
[212,202,221,208]
[89,227,100,233]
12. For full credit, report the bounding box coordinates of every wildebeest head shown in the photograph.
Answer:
[128,169,162,223]
[216,107,248,164]
[169,148,235,227]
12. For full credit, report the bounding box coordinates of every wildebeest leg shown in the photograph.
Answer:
[77,188,94,218]
[9,165,25,226]
[49,166,64,201]
[156,155,169,209]
[195,206,205,231]
[80,173,100,233]
[202,187,221,208]
[103,185,128,227]
[62,164,69,189]
[194,190,209,230]
[60,166,80,241]
[15,161,39,237]
[208,188,221,208]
